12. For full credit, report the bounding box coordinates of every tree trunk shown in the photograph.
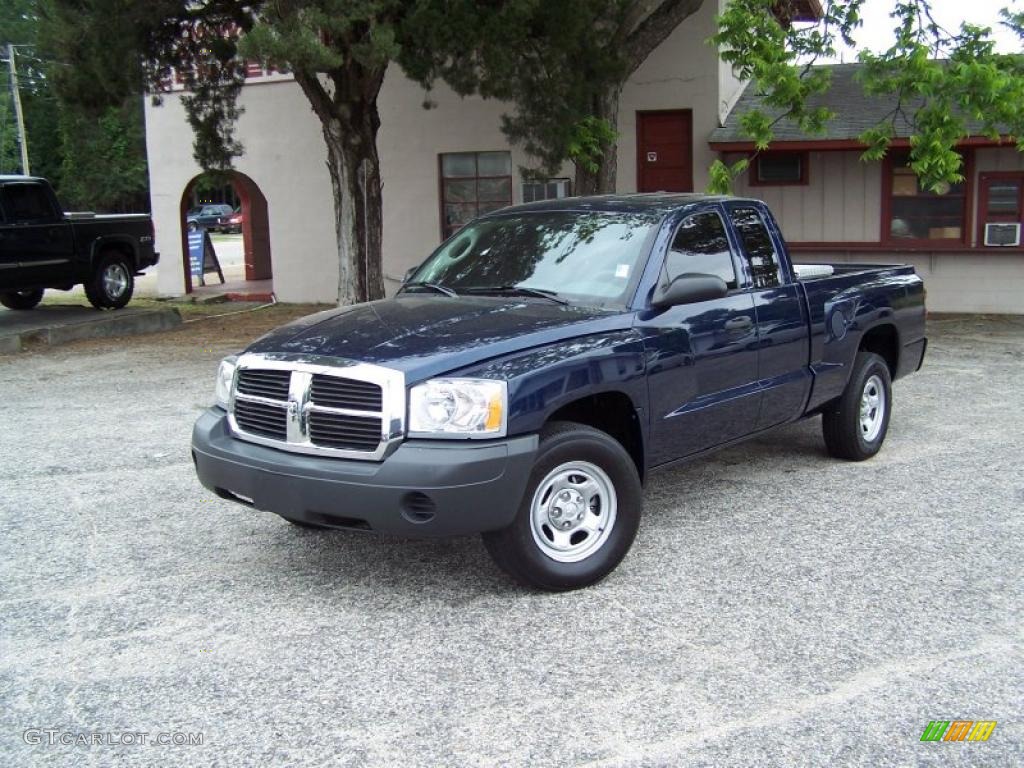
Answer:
[322,111,384,306]
[575,86,621,195]
[295,69,386,307]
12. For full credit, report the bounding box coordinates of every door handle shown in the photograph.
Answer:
[724,316,754,333]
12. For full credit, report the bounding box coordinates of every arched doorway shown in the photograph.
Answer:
[179,171,272,293]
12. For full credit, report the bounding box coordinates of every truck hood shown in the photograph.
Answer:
[245,295,631,383]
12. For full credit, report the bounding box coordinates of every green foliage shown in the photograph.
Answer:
[714,0,1024,192]
[566,116,620,174]
[59,99,149,211]
[0,1,148,209]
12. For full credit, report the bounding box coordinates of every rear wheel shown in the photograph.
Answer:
[0,288,44,310]
[483,421,642,591]
[822,351,893,461]
[85,251,134,310]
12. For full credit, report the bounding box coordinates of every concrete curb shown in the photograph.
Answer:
[0,308,182,354]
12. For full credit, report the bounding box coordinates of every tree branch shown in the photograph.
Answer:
[623,0,706,74]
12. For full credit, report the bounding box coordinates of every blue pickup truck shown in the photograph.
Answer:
[192,194,926,590]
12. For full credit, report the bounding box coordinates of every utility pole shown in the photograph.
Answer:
[6,43,30,176]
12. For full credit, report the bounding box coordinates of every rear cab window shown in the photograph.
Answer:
[1,183,58,223]
[728,206,786,288]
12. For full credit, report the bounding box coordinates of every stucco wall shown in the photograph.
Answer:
[144,0,729,302]
[145,82,339,303]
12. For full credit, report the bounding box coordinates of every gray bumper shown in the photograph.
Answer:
[191,408,538,537]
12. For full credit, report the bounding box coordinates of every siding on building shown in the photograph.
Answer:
[721,147,1024,314]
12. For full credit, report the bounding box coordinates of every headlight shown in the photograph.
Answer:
[215,355,238,409]
[408,378,507,438]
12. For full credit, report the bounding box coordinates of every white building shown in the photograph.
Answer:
[144,2,1023,313]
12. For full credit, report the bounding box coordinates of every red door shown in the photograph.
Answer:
[637,110,693,193]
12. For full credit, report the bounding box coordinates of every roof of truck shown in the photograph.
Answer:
[491,193,754,217]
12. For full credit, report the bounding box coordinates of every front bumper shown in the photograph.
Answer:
[191,408,538,537]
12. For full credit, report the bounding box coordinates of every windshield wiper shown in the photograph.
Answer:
[402,281,458,297]
[463,285,568,305]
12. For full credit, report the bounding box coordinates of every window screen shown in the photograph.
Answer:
[666,212,736,289]
[729,207,782,288]
[2,184,55,222]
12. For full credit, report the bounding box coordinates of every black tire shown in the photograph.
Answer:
[822,351,893,461]
[85,251,134,310]
[187,221,198,232]
[0,288,44,310]
[483,421,642,591]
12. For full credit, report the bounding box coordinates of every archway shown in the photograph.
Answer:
[179,171,272,293]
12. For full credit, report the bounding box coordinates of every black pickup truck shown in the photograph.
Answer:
[192,194,926,590]
[0,176,157,310]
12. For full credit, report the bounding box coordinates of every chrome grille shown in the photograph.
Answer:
[308,411,381,451]
[227,354,405,461]
[236,369,290,400]
[233,398,288,440]
[310,374,383,411]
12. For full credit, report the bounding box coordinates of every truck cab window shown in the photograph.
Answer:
[666,211,737,289]
[1,184,56,222]
[729,207,782,288]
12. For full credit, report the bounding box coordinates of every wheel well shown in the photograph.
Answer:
[547,392,645,481]
[860,324,899,375]
[94,241,137,271]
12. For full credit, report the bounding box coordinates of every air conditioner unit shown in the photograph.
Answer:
[983,222,1021,247]
[521,178,570,203]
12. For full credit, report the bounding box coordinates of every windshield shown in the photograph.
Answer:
[408,211,661,307]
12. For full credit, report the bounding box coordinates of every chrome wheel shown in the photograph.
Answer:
[102,262,129,299]
[859,374,885,442]
[529,461,617,563]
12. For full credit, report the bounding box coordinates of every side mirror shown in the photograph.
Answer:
[651,273,728,308]
[402,265,419,284]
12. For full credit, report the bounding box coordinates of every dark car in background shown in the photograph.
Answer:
[0,176,157,310]
[187,204,235,233]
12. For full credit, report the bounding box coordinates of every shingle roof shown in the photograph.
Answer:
[710,62,992,145]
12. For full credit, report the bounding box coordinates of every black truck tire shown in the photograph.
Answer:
[822,351,893,461]
[483,421,642,591]
[0,288,44,310]
[85,251,134,310]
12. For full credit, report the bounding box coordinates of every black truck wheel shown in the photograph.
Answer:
[0,288,44,310]
[483,421,642,591]
[85,251,134,310]
[822,351,893,461]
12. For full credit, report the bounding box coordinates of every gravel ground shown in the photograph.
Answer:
[1,311,1021,767]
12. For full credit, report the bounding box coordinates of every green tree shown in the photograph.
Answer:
[1,1,149,209]
[709,0,1024,192]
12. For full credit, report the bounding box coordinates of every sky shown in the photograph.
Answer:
[823,0,1021,61]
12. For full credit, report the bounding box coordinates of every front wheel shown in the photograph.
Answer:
[0,288,44,310]
[822,351,893,461]
[483,421,642,591]
[85,252,134,310]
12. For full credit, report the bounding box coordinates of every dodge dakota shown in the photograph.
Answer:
[0,176,157,310]
[192,194,926,590]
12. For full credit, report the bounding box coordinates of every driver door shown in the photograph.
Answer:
[638,208,762,466]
